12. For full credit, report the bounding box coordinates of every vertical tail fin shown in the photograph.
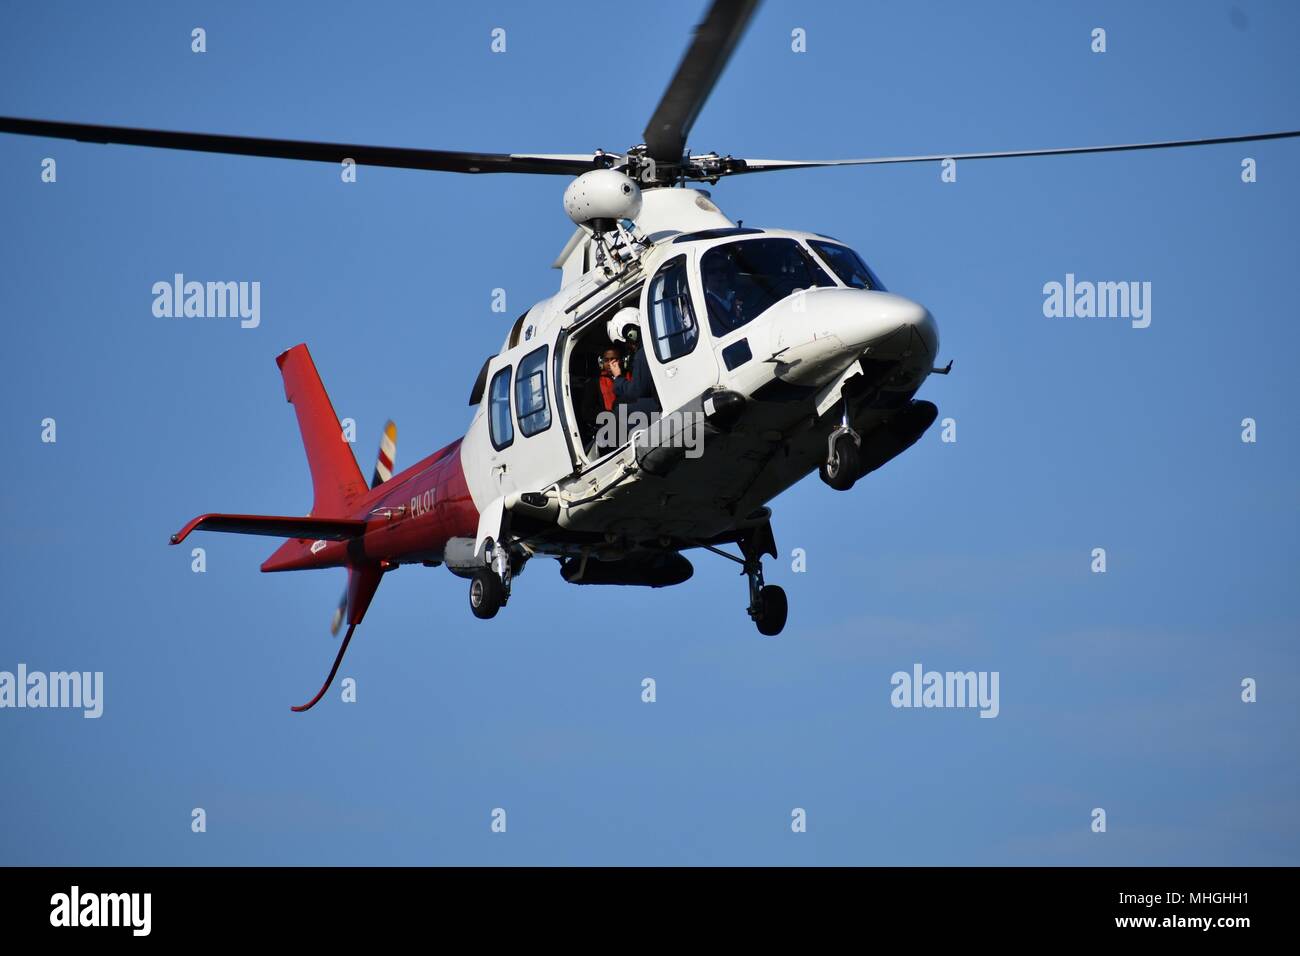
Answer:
[275,344,368,518]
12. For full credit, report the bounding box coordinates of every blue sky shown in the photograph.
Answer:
[1,0,1296,865]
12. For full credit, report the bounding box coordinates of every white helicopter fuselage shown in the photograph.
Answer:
[455,187,940,569]
[117,0,1292,674]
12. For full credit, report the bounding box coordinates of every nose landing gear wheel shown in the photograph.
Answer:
[820,430,861,491]
[752,584,788,637]
[469,568,505,619]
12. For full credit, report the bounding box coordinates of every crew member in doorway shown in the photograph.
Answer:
[608,307,660,414]
[581,342,630,454]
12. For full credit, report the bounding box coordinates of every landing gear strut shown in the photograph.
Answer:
[695,523,788,637]
[820,417,861,492]
[468,537,512,619]
[745,557,788,637]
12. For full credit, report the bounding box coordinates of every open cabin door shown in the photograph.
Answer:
[557,283,646,473]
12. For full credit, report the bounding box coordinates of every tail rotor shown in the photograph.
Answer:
[329,420,396,637]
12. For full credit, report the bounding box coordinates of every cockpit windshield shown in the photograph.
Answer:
[807,240,887,292]
[700,238,835,335]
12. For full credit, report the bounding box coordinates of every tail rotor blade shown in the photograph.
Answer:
[330,588,347,636]
[371,420,397,488]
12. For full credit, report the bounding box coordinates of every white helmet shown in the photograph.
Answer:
[606,307,642,346]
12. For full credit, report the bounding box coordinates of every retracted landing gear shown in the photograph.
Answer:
[469,537,512,620]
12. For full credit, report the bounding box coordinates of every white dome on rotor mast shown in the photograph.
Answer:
[551,181,738,286]
[563,169,642,230]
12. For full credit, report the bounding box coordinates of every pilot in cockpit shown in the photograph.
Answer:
[703,255,745,331]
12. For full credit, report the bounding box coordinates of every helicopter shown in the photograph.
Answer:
[4,0,1296,712]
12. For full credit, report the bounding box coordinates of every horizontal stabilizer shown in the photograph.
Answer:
[169,513,367,545]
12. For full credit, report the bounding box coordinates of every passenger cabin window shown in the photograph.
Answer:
[488,366,513,449]
[515,346,551,437]
[647,256,699,362]
[700,238,834,336]
[808,240,887,292]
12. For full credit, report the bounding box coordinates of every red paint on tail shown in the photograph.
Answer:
[275,343,368,517]
[263,344,369,572]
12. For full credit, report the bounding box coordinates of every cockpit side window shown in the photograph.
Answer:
[647,256,699,362]
[488,366,513,450]
[515,345,552,437]
[808,240,887,292]
[700,238,835,336]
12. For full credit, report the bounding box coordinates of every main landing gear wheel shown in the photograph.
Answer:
[698,523,789,637]
[469,568,504,619]
[469,537,513,620]
[820,429,861,491]
[743,545,788,637]
[752,584,788,637]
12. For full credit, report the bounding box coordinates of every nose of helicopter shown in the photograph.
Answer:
[848,290,938,359]
[765,288,938,387]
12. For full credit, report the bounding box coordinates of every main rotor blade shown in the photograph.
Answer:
[643,0,760,164]
[721,128,1300,176]
[0,116,608,175]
